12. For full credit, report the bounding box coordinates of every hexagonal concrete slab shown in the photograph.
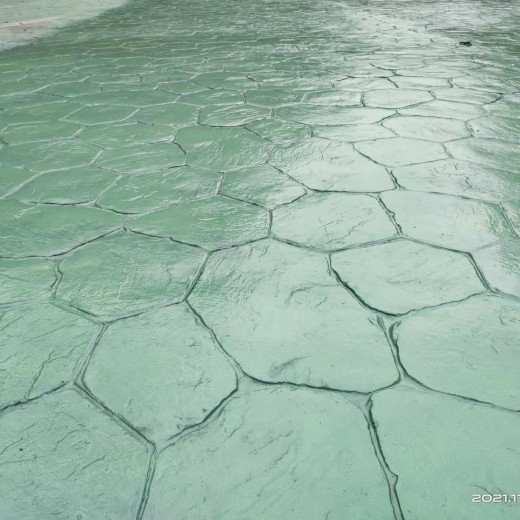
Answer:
[175,126,272,170]
[96,142,185,174]
[331,239,484,314]
[445,138,517,172]
[270,138,394,192]
[57,232,205,319]
[381,191,513,251]
[98,165,220,213]
[272,192,397,251]
[128,196,269,250]
[372,387,520,520]
[84,304,236,443]
[0,200,123,258]
[189,240,398,391]
[395,295,520,408]
[355,137,447,167]
[13,167,117,204]
[199,104,270,126]
[383,116,469,142]
[0,258,55,304]
[0,304,99,409]
[473,239,520,298]
[275,105,393,125]
[0,139,101,172]
[143,387,394,519]
[363,89,433,108]
[0,389,150,520]
[80,122,174,148]
[221,165,305,209]
[392,159,520,202]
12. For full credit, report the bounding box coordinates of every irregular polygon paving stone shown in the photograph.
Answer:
[2,121,81,144]
[192,71,255,90]
[0,140,101,172]
[331,240,484,314]
[144,387,394,520]
[66,105,137,125]
[372,387,520,520]
[355,138,447,167]
[381,191,513,251]
[445,138,517,172]
[245,89,304,106]
[313,124,395,142]
[305,90,362,105]
[129,196,269,250]
[0,389,150,520]
[221,165,305,209]
[0,200,123,257]
[80,122,174,148]
[199,104,270,126]
[98,166,220,213]
[77,89,175,107]
[179,89,244,106]
[132,103,199,127]
[364,89,433,108]
[469,116,520,141]
[96,143,185,174]
[246,118,311,142]
[0,102,81,125]
[14,167,117,204]
[483,96,520,118]
[175,126,272,170]
[392,159,520,203]
[473,240,520,298]
[57,232,205,319]
[0,258,55,304]
[0,304,99,408]
[334,77,395,91]
[84,305,236,443]
[433,88,500,105]
[190,240,398,390]
[276,105,393,125]
[272,192,397,250]
[395,296,520,409]
[390,76,450,89]
[399,100,485,120]
[383,116,469,142]
[0,165,35,196]
[270,139,393,192]
[38,80,99,97]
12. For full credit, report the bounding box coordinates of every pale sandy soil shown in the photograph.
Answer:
[0,0,127,50]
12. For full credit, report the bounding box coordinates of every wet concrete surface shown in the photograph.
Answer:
[0,0,519,518]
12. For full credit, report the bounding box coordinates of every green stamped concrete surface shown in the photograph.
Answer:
[0,0,520,518]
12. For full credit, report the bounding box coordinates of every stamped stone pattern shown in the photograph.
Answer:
[394,296,520,408]
[0,389,150,520]
[272,192,397,250]
[0,258,55,304]
[144,387,394,520]
[221,165,306,209]
[381,190,513,251]
[473,240,520,298]
[190,240,398,391]
[0,200,123,257]
[1,0,519,516]
[57,232,205,319]
[97,166,221,213]
[0,303,99,409]
[84,305,236,443]
[270,138,394,192]
[372,387,520,520]
[128,196,270,250]
[331,240,485,314]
